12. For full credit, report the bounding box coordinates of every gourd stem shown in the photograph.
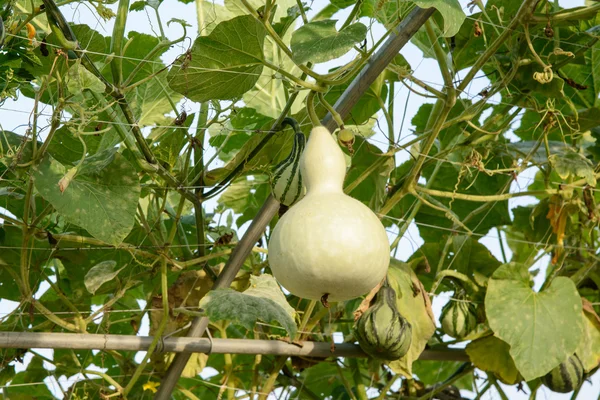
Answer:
[317,92,344,129]
[306,91,320,126]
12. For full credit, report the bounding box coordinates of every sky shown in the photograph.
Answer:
[1,0,599,398]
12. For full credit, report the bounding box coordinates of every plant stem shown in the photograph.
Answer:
[349,358,368,400]
[337,363,359,400]
[110,0,129,86]
[298,300,317,338]
[375,374,399,400]
[258,356,288,400]
[123,256,169,395]
[306,91,320,126]
[416,186,549,202]
[318,92,344,129]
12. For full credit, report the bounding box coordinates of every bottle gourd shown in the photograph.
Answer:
[268,126,390,302]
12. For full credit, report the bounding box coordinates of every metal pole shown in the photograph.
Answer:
[0,332,469,361]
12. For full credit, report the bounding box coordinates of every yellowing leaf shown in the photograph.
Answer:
[576,299,600,372]
[466,335,521,384]
[387,259,436,377]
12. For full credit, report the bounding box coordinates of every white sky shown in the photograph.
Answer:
[1,0,599,398]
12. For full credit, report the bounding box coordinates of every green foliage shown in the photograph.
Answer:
[290,20,367,64]
[485,263,584,381]
[167,15,266,102]
[1,0,600,398]
[199,274,297,338]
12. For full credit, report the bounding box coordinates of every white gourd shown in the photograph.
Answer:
[268,126,390,302]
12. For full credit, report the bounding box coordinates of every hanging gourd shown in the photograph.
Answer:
[542,354,585,393]
[268,125,390,302]
[440,288,478,339]
[354,285,412,360]
[270,118,306,206]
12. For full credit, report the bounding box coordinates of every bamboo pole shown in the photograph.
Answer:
[0,332,469,361]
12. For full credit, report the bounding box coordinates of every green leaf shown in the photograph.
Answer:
[485,263,584,381]
[152,114,193,167]
[273,5,301,37]
[466,335,521,384]
[412,360,473,390]
[196,2,235,35]
[290,20,367,64]
[84,260,124,294]
[345,136,393,211]
[33,153,140,246]
[387,260,436,377]
[168,15,266,102]
[413,0,466,37]
[199,274,297,338]
[129,1,146,11]
[324,74,388,125]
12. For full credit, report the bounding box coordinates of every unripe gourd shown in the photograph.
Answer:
[354,285,412,360]
[270,130,306,206]
[268,126,390,302]
[542,354,585,393]
[440,289,477,339]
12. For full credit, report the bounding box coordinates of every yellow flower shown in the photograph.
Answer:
[143,381,160,393]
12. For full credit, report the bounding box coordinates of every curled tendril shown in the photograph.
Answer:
[533,66,553,84]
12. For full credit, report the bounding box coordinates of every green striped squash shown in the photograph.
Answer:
[440,291,477,339]
[354,286,412,360]
[270,131,306,206]
[542,354,585,393]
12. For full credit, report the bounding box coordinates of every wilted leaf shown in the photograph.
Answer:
[576,299,600,372]
[549,148,596,186]
[387,259,436,377]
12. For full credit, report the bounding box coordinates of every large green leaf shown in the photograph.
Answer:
[413,0,465,37]
[168,15,266,102]
[199,274,297,338]
[485,263,584,381]
[290,20,367,64]
[33,153,140,245]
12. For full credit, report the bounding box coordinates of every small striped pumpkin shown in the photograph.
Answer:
[270,119,306,206]
[354,285,412,360]
[542,354,585,393]
[440,290,477,339]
